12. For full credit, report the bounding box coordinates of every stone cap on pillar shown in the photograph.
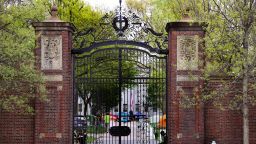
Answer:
[165,21,206,32]
[32,4,75,32]
[165,11,207,32]
[44,4,62,22]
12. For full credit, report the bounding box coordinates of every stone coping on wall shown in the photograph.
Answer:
[165,21,207,32]
[32,22,75,32]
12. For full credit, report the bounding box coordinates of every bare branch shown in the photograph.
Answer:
[212,0,238,27]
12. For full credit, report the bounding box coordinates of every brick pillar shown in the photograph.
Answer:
[32,5,75,144]
[166,17,205,144]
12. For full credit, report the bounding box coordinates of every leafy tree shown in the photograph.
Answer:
[76,49,139,115]
[55,0,102,31]
[199,2,255,144]
[149,0,256,143]
[54,0,117,48]
[0,0,48,114]
[147,69,166,113]
[126,0,179,33]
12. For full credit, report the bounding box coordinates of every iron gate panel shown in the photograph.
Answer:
[73,43,167,144]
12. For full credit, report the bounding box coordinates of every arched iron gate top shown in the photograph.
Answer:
[71,40,168,55]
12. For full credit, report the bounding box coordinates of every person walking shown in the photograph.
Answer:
[129,110,134,121]
[104,113,110,132]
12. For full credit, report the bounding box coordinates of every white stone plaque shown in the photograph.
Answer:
[43,75,63,82]
[41,35,62,70]
[177,75,199,81]
[177,35,198,70]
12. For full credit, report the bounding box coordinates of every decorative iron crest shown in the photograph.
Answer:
[73,8,168,50]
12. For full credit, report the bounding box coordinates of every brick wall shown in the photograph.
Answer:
[204,79,256,144]
[0,111,35,144]
[205,104,256,144]
[204,103,243,144]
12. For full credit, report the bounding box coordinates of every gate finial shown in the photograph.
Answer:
[44,3,62,22]
[180,8,193,22]
[51,4,58,17]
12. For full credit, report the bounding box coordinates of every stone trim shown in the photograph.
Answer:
[32,22,75,32]
[177,75,199,81]
[165,22,206,32]
[43,75,63,82]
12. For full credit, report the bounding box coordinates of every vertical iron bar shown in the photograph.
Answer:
[83,58,86,117]
[153,57,155,144]
[158,58,160,144]
[118,48,122,144]
[165,56,168,143]
[130,79,132,144]
[72,55,75,144]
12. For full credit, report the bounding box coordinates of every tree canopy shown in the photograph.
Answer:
[76,47,139,115]
[0,0,48,114]
[0,0,104,114]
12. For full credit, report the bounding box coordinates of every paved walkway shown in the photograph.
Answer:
[90,121,158,144]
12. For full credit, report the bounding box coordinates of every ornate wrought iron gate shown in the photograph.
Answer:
[72,1,168,143]
[73,41,167,144]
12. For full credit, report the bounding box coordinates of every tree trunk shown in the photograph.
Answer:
[242,29,249,144]
[83,101,87,116]
[243,75,249,144]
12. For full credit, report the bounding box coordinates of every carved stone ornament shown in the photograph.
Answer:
[177,35,198,70]
[41,35,62,70]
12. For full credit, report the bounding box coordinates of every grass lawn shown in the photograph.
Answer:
[87,125,107,133]
[87,136,96,143]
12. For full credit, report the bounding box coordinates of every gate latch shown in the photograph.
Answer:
[109,126,131,136]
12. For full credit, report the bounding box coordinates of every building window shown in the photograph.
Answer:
[153,107,157,112]
[114,106,118,112]
[78,103,83,113]
[123,104,128,112]
[135,104,140,112]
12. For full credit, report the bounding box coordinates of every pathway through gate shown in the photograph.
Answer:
[90,121,157,144]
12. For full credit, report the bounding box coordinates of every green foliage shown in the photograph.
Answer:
[86,136,96,143]
[147,69,166,111]
[90,83,120,114]
[126,0,149,14]
[193,0,256,109]
[148,0,182,31]
[86,125,107,133]
[0,0,48,114]
[126,0,179,31]
[55,0,117,49]
[77,48,139,114]
[55,0,102,31]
